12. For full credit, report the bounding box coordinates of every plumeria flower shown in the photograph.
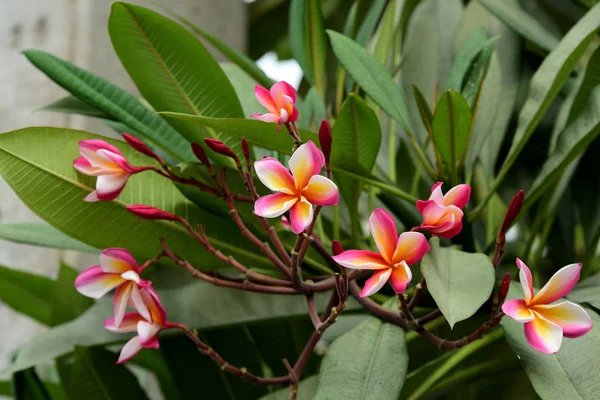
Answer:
[251,81,298,131]
[332,208,429,297]
[254,141,338,234]
[415,182,471,239]
[74,140,152,202]
[502,259,592,354]
[104,286,174,363]
[75,248,152,327]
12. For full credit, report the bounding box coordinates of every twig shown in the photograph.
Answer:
[408,278,426,310]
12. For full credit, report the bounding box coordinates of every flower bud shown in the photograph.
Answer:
[318,120,332,166]
[499,190,524,238]
[500,273,511,302]
[241,138,250,162]
[204,139,239,162]
[127,205,181,222]
[331,240,344,256]
[122,133,159,161]
[191,142,213,172]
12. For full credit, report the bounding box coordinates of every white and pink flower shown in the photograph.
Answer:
[75,248,151,327]
[74,140,151,202]
[332,208,429,297]
[251,81,298,131]
[502,259,592,354]
[415,182,471,239]
[254,141,338,234]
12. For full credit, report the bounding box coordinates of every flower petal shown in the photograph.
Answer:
[443,184,471,208]
[79,139,121,156]
[524,313,563,354]
[370,208,398,264]
[254,85,278,114]
[254,193,297,218]
[97,149,133,172]
[502,299,534,323]
[95,174,130,201]
[392,232,429,266]
[104,313,145,333]
[270,81,297,108]
[289,141,324,191]
[436,218,463,239]
[289,106,299,123]
[117,336,143,364]
[302,175,339,206]
[74,266,124,299]
[532,263,582,305]
[84,191,99,202]
[137,320,162,346]
[532,301,592,338]
[254,157,295,194]
[360,268,392,297]
[73,157,103,176]
[114,282,133,327]
[332,250,389,270]
[130,284,151,322]
[288,199,314,234]
[278,108,290,123]
[429,182,444,204]
[389,261,412,294]
[416,200,447,226]
[517,258,534,304]
[100,248,138,273]
[142,287,166,325]
[251,113,280,123]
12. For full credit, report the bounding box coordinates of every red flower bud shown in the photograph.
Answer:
[191,142,211,167]
[122,133,158,160]
[241,138,250,163]
[499,273,511,302]
[318,120,332,166]
[127,205,181,222]
[331,240,344,256]
[204,138,238,162]
[499,190,524,238]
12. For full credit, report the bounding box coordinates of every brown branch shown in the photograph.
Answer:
[408,278,426,310]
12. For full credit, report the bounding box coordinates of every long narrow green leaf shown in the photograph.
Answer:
[23,50,193,162]
[290,0,310,81]
[0,265,54,326]
[0,223,98,253]
[446,29,488,91]
[50,263,94,326]
[38,96,113,120]
[108,2,244,163]
[305,0,327,97]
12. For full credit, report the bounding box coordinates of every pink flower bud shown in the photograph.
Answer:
[318,120,332,167]
[191,142,213,172]
[122,134,158,160]
[127,205,181,222]
[331,240,344,256]
[204,139,239,162]
[499,190,525,239]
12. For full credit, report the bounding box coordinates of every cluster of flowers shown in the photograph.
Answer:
[73,80,591,362]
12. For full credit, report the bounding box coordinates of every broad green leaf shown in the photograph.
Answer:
[420,237,495,328]
[6,283,345,373]
[526,85,600,207]
[479,0,560,52]
[446,29,488,92]
[431,90,472,172]
[496,3,600,189]
[296,87,326,132]
[108,2,244,164]
[502,285,600,399]
[0,223,98,253]
[0,127,270,270]
[0,265,54,326]
[38,96,113,120]
[260,376,318,400]
[50,263,94,326]
[305,0,327,97]
[171,12,272,88]
[23,50,193,162]
[327,30,411,132]
[12,368,52,400]
[315,310,408,399]
[65,346,148,399]
[567,272,600,309]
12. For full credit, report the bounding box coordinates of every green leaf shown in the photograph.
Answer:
[0,264,54,325]
[412,85,433,135]
[0,380,12,396]
[38,96,113,120]
[479,0,560,52]
[296,87,326,132]
[431,90,472,173]
[64,346,148,399]
[170,12,272,88]
[567,272,600,309]
[502,284,600,399]
[446,28,488,92]
[260,376,318,400]
[354,0,387,47]
[23,50,193,162]
[108,2,244,164]
[7,283,344,373]
[327,30,411,132]
[221,63,265,117]
[305,0,327,97]
[496,3,600,190]
[526,85,600,207]
[12,368,52,400]
[420,237,495,328]
[0,223,98,253]
[50,263,94,326]
[0,127,270,271]
[315,310,408,399]
[290,0,309,81]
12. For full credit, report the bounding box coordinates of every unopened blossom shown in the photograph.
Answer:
[251,81,298,130]
[502,259,592,354]
[104,286,173,363]
[333,208,429,297]
[75,248,151,327]
[254,141,338,234]
[415,182,471,239]
[74,140,152,202]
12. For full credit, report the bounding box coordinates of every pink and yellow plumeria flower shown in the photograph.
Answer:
[502,259,592,354]
[75,248,152,327]
[74,140,151,202]
[104,286,172,363]
[251,81,298,131]
[415,182,471,239]
[254,141,338,234]
[332,208,429,297]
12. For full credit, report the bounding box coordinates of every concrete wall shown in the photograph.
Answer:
[0,0,246,376]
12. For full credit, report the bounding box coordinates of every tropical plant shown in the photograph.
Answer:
[1,0,600,399]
